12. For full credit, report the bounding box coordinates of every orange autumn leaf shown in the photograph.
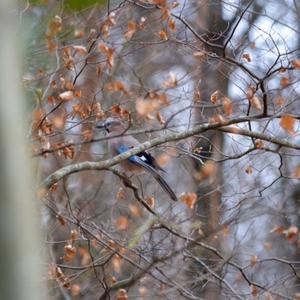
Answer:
[242,53,252,62]
[158,30,168,40]
[63,244,77,262]
[292,59,300,69]
[270,225,285,234]
[251,285,259,297]
[222,97,233,116]
[193,51,207,61]
[109,104,130,118]
[98,43,115,68]
[116,216,129,230]
[249,96,262,110]
[70,229,78,242]
[136,98,160,116]
[202,161,216,177]
[146,196,155,208]
[106,81,129,96]
[117,289,128,300]
[139,286,148,297]
[280,115,296,135]
[156,111,166,125]
[59,90,74,101]
[275,96,285,107]
[280,76,289,88]
[124,21,137,39]
[168,18,176,31]
[63,145,75,159]
[284,226,298,241]
[210,90,220,104]
[180,192,198,209]
[71,284,81,296]
[255,139,264,149]
[73,45,87,56]
[292,165,300,179]
[78,247,91,265]
[250,255,258,267]
[156,153,170,167]
[129,204,143,217]
[162,72,178,88]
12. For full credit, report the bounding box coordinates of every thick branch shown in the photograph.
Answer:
[41,115,300,191]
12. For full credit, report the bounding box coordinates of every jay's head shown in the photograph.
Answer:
[97,117,125,133]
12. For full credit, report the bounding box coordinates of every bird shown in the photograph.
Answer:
[97,117,178,201]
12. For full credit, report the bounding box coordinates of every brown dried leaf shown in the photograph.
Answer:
[117,288,128,300]
[210,90,219,104]
[250,255,258,267]
[63,145,75,159]
[275,96,285,107]
[292,59,300,69]
[180,192,198,209]
[255,139,264,149]
[249,96,262,110]
[139,286,148,297]
[193,51,207,61]
[158,30,168,40]
[63,244,77,262]
[59,90,74,101]
[136,98,160,116]
[73,45,87,56]
[116,216,129,230]
[251,285,259,297]
[168,18,176,31]
[202,161,216,178]
[71,284,81,296]
[129,204,143,217]
[47,15,62,37]
[245,166,253,175]
[124,21,137,40]
[292,165,300,179]
[222,97,233,116]
[242,53,252,62]
[280,76,289,88]
[162,72,178,88]
[146,196,155,208]
[270,225,285,234]
[78,247,91,265]
[106,81,129,96]
[280,115,296,135]
[284,226,298,241]
[156,154,170,167]
[109,104,130,118]
[74,28,84,38]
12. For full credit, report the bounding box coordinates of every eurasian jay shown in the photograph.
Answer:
[97,117,178,201]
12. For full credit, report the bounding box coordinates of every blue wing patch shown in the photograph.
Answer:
[116,145,138,163]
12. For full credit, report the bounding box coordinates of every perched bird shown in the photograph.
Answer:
[97,117,177,201]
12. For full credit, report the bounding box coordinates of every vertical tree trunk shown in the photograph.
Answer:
[0,1,45,299]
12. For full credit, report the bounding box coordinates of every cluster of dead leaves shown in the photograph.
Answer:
[136,92,170,121]
[180,192,198,209]
[106,80,130,96]
[271,225,299,242]
[98,43,115,69]
[247,85,262,111]
[101,13,117,39]
[46,15,62,52]
[124,17,147,40]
